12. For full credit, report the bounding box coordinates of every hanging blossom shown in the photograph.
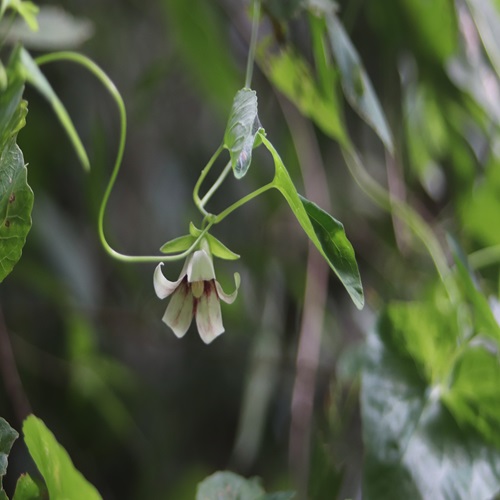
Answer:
[154,245,240,344]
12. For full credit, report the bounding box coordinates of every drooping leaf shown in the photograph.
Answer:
[23,415,102,500]
[262,135,363,309]
[1,6,94,50]
[18,48,90,171]
[196,471,265,500]
[0,417,19,495]
[12,473,42,500]
[223,88,263,179]
[326,13,394,153]
[362,317,500,499]
[0,136,34,282]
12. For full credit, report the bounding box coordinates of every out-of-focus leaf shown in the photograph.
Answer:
[0,0,39,31]
[0,418,19,494]
[1,6,93,50]
[262,136,364,309]
[260,44,347,145]
[444,347,500,447]
[362,318,500,499]
[378,301,459,385]
[12,473,42,500]
[23,415,102,500]
[224,88,263,179]
[162,0,240,108]
[18,48,89,172]
[196,471,264,500]
[452,253,500,344]
[308,439,342,500]
[466,0,500,79]
[326,13,394,152]
[264,0,303,20]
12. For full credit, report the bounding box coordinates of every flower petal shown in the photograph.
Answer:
[154,263,185,299]
[195,281,224,344]
[163,281,194,337]
[216,272,241,304]
[187,250,216,282]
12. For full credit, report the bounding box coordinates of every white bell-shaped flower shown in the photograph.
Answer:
[154,248,240,344]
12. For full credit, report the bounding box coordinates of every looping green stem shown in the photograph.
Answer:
[35,51,204,264]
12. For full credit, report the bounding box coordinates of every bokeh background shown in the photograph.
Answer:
[2,0,499,498]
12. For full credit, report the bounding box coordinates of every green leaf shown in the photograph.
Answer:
[196,471,265,500]
[1,6,93,50]
[224,88,263,179]
[362,318,500,499]
[0,418,19,493]
[18,48,90,172]
[325,14,394,153]
[12,473,42,500]
[444,347,500,447]
[23,415,102,500]
[160,234,196,254]
[300,195,363,309]
[453,253,500,344]
[206,234,240,260]
[0,135,34,282]
[262,135,363,309]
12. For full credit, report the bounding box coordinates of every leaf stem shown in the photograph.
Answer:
[193,144,224,216]
[214,181,275,224]
[245,0,261,89]
[201,160,232,206]
[36,52,208,264]
[468,245,500,270]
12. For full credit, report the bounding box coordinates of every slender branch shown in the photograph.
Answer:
[245,0,261,89]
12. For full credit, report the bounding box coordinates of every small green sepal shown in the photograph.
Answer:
[159,234,196,254]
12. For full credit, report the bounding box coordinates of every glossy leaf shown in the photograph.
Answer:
[0,127,34,281]
[362,317,500,499]
[262,135,364,309]
[196,471,265,500]
[223,88,263,179]
[326,13,394,153]
[23,415,102,500]
[0,418,18,494]
[18,48,90,171]
[12,474,42,500]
